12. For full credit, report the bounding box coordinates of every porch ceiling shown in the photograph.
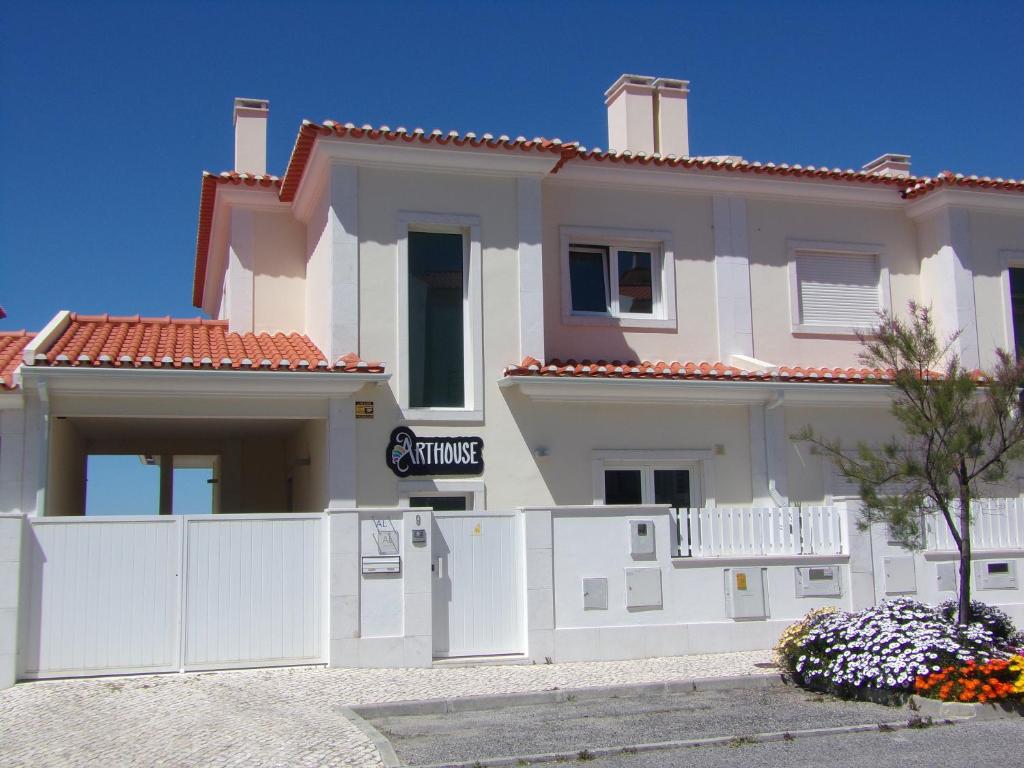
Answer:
[68,416,305,441]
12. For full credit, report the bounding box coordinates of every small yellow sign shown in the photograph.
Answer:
[355,401,374,419]
[735,572,748,591]
[471,523,482,536]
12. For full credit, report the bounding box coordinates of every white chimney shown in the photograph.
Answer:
[652,77,689,158]
[861,153,911,178]
[233,97,269,174]
[605,75,690,157]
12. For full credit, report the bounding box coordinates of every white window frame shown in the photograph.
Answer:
[787,239,890,336]
[591,449,714,508]
[560,226,676,329]
[999,250,1024,355]
[397,211,483,423]
[399,479,486,511]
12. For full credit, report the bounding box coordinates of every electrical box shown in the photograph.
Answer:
[625,567,662,609]
[795,566,842,598]
[726,567,768,619]
[977,560,1017,590]
[630,520,656,557]
[582,577,608,610]
[884,556,917,594]
[936,562,957,592]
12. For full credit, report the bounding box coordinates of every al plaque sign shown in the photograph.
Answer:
[386,427,483,478]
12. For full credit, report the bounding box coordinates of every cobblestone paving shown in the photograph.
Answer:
[0,649,771,768]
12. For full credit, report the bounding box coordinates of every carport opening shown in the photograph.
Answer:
[84,455,214,516]
[47,416,329,516]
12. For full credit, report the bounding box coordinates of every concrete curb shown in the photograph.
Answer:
[338,707,403,768]
[909,694,1024,721]
[351,672,785,719]
[413,718,956,768]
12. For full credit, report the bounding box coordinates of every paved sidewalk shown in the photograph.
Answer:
[0,649,771,768]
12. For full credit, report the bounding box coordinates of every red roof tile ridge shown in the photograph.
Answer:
[70,313,229,327]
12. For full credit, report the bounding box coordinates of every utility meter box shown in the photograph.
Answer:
[795,565,842,598]
[625,567,662,609]
[884,556,917,594]
[725,567,768,619]
[630,520,656,557]
[936,562,957,592]
[977,560,1017,590]
[582,577,609,610]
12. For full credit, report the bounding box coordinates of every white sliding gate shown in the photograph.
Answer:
[20,514,326,679]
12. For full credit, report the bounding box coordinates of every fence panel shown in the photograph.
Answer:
[674,506,847,558]
[21,517,181,678]
[925,498,1024,551]
[183,514,325,670]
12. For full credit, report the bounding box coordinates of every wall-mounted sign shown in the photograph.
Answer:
[386,427,483,478]
[355,401,375,419]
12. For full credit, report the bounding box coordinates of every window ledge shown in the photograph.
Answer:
[400,408,484,424]
[791,324,871,338]
[563,313,677,330]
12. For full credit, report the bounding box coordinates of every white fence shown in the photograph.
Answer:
[925,498,1024,552]
[20,513,326,679]
[674,506,847,558]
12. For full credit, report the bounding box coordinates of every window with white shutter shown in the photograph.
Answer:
[788,242,887,334]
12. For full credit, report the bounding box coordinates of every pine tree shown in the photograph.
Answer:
[795,303,1024,624]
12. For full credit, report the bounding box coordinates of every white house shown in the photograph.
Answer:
[2,75,1024,686]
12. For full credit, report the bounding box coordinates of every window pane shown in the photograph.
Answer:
[605,470,643,505]
[409,495,468,511]
[1010,267,1024,359]
[654,469,691,508]
[569,248,608,313]
[409,231,464,407]
[617,250,653,314]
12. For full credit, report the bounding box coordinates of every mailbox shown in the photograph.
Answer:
[361,556,401,575]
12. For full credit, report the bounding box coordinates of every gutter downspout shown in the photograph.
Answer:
[765,390,788,508]
[34,380,49,518]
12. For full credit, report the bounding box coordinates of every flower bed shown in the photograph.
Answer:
[915,657,1024,703]
[775,598,1021,703]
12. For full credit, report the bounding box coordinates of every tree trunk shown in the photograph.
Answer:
[957,488,973,625]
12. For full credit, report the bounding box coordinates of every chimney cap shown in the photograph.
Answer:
[861,152,912,177]
[604,74,657,103]
[233,97,269,123]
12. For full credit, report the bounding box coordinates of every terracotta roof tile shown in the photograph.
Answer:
[502,357,987,384]
[191,116,1024,309]
[0,331,33,390]
[40,314,384,374]
[901,170,1024,200]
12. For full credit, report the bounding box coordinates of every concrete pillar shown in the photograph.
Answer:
[401,507,432,667]
[516,176,544,363]
[523,508,555,663]
[158,455,173,516]
[844,501,877,610]
[327,398,356,508]
[327,509,360,666]
[0,411,26,515]
[0,513,24,689]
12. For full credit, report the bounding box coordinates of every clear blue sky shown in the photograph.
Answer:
[2,0,1023,333]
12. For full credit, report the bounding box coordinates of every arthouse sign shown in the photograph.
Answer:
[386,427,484,478]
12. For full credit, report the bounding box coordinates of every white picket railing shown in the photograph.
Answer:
[673,506,847,558]
[924,497,1024,551]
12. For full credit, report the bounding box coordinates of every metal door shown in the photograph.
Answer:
[431,512,525,658]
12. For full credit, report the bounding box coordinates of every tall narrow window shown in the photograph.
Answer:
[1010,267,1024,359]
[408,231,465,407]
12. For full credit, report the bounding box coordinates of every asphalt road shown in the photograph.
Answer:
[369,685,990,767]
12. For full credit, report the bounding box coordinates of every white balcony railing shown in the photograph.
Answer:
[925,497,1024,552]
[673,506,847,558]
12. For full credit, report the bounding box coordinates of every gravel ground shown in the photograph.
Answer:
[371,685,907,766]
[0,650,771,768]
